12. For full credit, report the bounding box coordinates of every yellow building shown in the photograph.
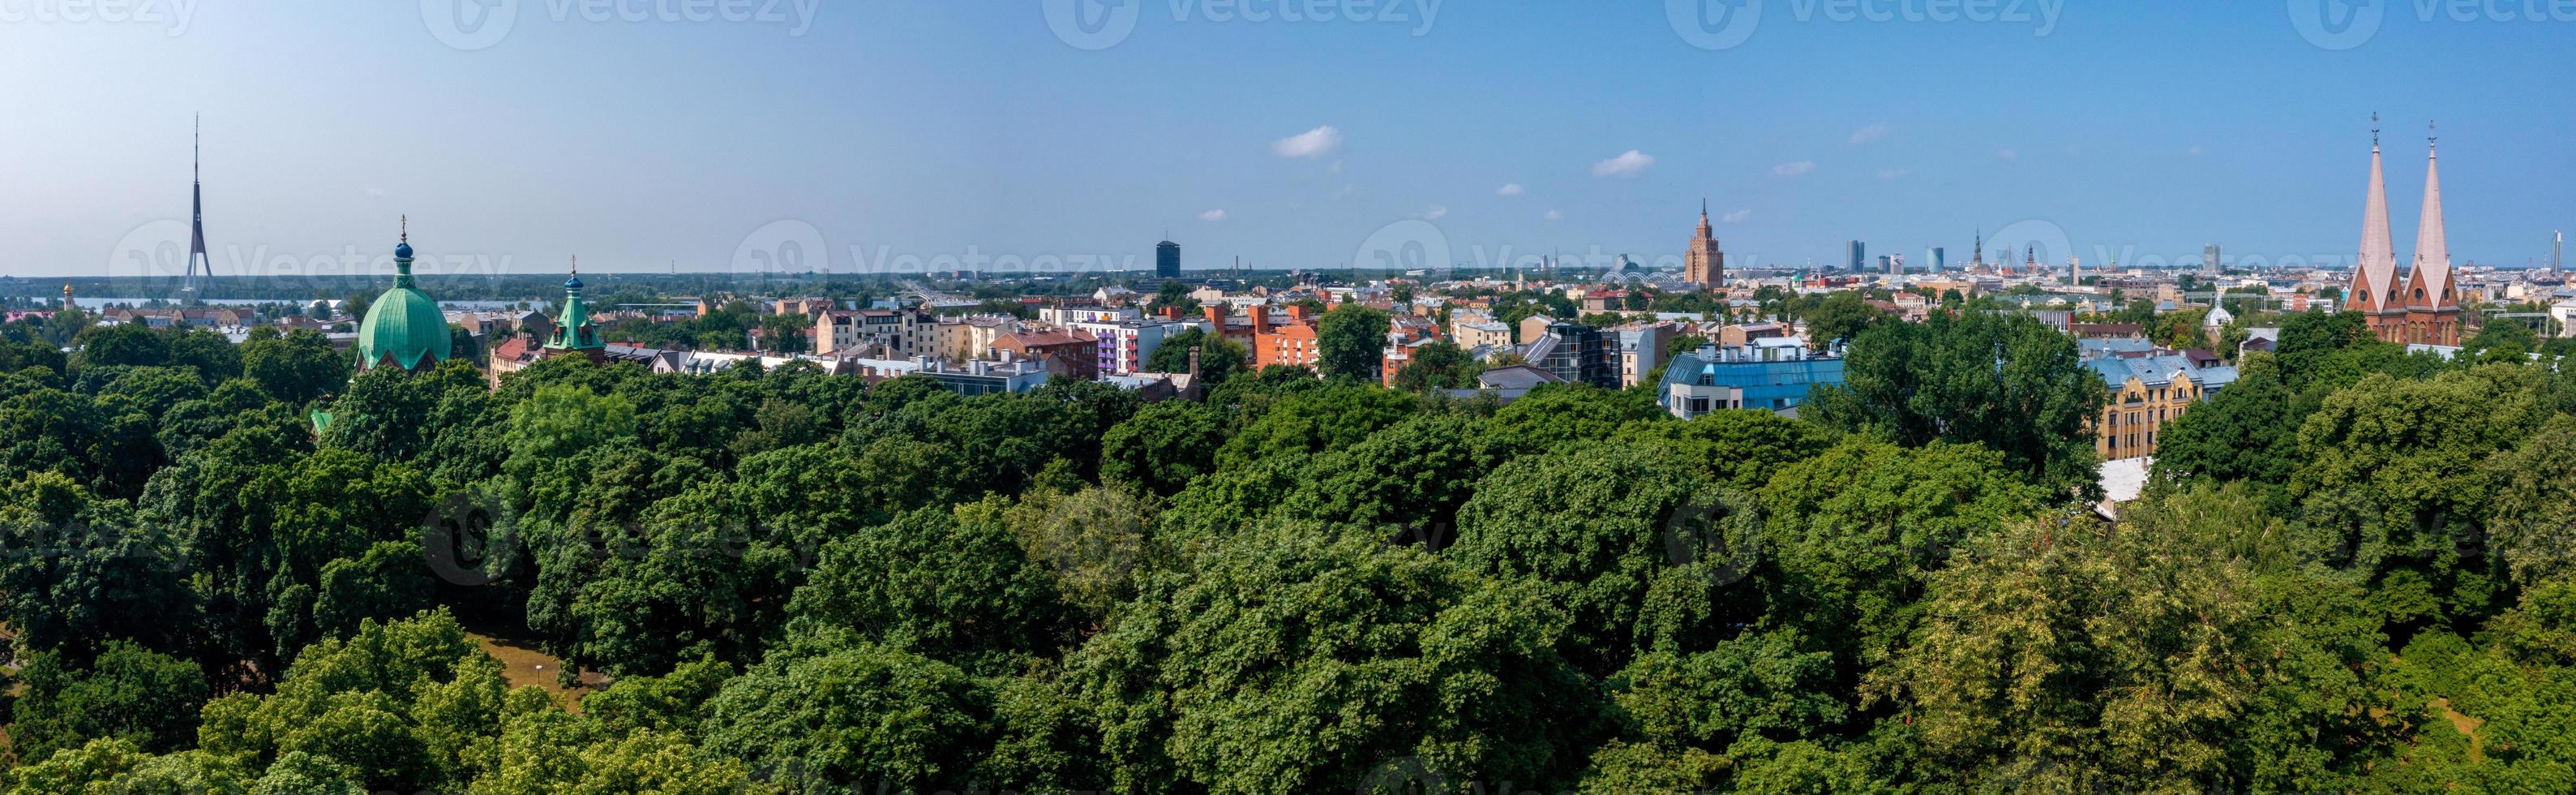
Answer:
[2090,353,2237,460]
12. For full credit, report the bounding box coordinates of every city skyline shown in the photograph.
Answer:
[5,5,2572,277]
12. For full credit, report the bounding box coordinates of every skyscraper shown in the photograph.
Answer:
[1928,247,1945,273]
[1848,240,1866,272]
[1684,201,1724,288]
[1155,238,1180,279]
[2203,243,2221,276]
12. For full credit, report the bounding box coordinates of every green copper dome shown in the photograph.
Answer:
[356,226,452,372]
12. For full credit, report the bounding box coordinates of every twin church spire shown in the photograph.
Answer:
[2355,115,2460,346]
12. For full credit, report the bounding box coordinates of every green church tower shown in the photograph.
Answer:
[354,217,452,372]
[542,257,606,361]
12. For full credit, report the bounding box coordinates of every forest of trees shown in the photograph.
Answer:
[0,307,2570,793]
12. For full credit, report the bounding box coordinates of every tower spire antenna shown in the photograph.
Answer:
[401,214,408,243]
[2428,119,2437,151]
[183,114,211,296]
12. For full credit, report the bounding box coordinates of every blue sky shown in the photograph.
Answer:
[2,2,2570,280]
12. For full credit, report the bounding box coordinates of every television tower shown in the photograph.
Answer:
[182,114,212,297]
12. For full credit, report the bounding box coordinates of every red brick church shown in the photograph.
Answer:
[2349,119,2461,346]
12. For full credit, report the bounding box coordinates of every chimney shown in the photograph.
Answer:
[1253,306,1274,335]
[1188,346,1202,380]
[1203,303,1226,327]
[1287,303,1310,323]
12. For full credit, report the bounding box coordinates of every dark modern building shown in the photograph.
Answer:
[1525,321,1614,389]
[1848,240,1866,272]
[1156,239,1181,278]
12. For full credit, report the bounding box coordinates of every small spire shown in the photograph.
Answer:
[2371,111,2379,148]
[2428,119,2437,153]
[570,255,578,276]
[401,214,408,243]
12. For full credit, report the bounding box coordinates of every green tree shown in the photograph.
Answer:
[73,324,169,368]
[783,502,1069,673]
[1798,291,1885,350]
[242,329,350,404]
[1140,326,1245,383]
[700,643,991,791]
[1802,310,2107,497]
[1099,399,1226,495]
[1315,303,1392,382]
[1071,524,1603,792]
[1391,339,1482,392]
[8,642,210,762]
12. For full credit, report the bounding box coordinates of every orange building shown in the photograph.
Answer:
[1249,303,1322,370]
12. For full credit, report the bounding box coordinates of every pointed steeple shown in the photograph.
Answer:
[1696,199,1712,236]
[2408,121,2451,307]
[2356,114,2397,313]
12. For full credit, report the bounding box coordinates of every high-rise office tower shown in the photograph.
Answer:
[1849,240,1867,272]
[1927,247,1945,273]
[1685,201,1725,288]
[1155,239,1181,279]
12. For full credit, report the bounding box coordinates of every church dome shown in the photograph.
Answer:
[356,224,451,372]
[357,283,451,371]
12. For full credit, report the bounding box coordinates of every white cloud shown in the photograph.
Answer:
[1272,126,1344,158]
[1198,209,1228,221]
[1721,208,1751,223]
[1877,169,1908,180]
[1497,183,1524,196]
[1589,150,1655,178]
[365,187,388,198]
[1423,205,1448,220]
[1329,159,1344,173]
[1849,123,1892,144]
[1772,161,1815,177]
[1997,148,2019,161]
[1545,209,1563,221]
